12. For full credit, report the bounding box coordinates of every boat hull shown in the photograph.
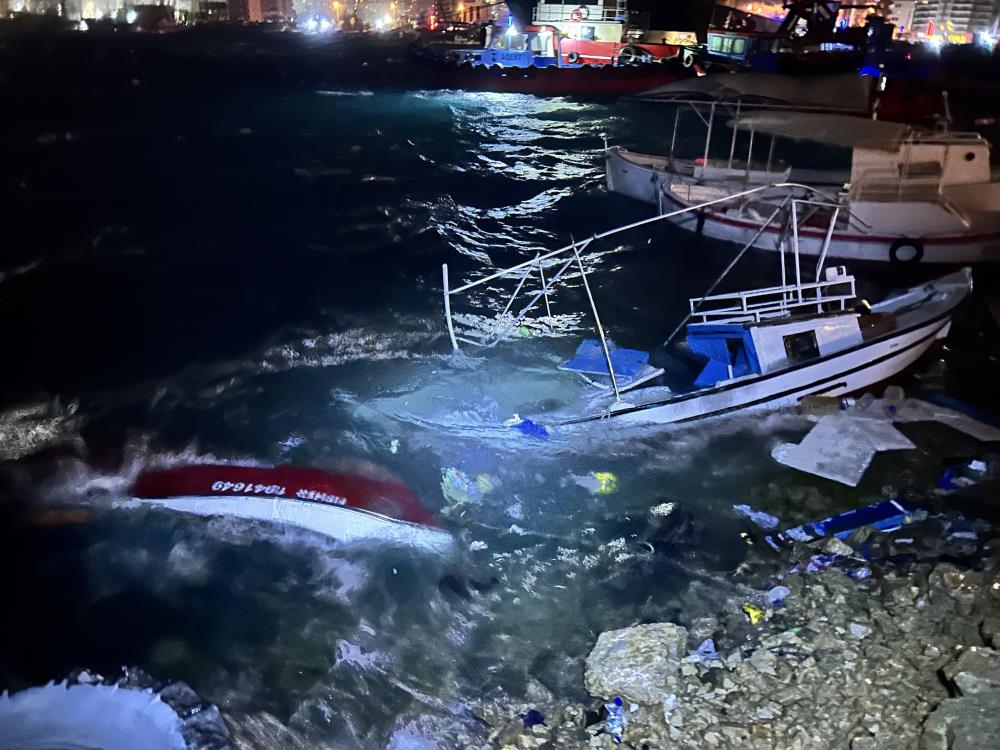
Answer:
[125,464,453,552]
[119,494,454,552]
[410,55,693,97]
[660,187,1000,264]
[570,314,952,426]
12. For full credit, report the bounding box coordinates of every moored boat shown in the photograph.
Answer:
[607,112,1000,264]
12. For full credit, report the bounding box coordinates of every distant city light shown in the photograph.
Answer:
[125,8,137,23]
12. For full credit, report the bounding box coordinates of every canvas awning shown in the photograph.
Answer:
[730,112,913,149]
[636,72,873,114]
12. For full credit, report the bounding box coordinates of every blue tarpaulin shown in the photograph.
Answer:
[560,339,650,382]
[765,498,917,551]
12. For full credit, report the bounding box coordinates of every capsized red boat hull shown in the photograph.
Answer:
[127,465,452,551]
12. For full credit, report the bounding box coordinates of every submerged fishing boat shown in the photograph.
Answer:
[123,464,452,551]
[441,188,972,426]
[606,112,1000,264]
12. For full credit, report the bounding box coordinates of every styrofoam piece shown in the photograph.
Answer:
[772,414,915,487]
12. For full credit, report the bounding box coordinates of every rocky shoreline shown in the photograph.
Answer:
[477,523,1000,750]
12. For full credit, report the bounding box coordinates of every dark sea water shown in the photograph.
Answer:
[2,29,1000,748]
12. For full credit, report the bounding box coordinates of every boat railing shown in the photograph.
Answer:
[532,2,625,23]
[442,182,828,400]
[688,275,856,324]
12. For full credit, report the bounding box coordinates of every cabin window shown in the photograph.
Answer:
[783,331,820,362]
[965,152,977,162]
[581,25,596,40]
[732,38,746,54]
[900,161,942,178]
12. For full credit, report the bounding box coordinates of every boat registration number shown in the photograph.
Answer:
[210,480,347,506]
[212,481,287,495]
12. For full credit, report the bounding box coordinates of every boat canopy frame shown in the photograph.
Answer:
[442,182,856,401]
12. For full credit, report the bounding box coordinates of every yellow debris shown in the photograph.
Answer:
[593,471,618,494]
[742,603,766,625]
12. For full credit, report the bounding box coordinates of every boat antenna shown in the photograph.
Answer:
[661,194,792,348]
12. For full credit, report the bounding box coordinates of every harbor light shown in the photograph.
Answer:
[125,8,137,23]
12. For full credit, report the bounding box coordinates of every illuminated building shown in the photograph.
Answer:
[911,0,1000,36]
[438,0,508,24]
[717,0,785,21]
[888,0,915,34]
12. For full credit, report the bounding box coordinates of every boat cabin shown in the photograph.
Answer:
[560,265,866,394]
[532,0,627,43]
[469,25,563,67]
[705,31,782,71]
[668,265,863,389]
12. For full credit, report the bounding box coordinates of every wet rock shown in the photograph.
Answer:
[823,538,856,557]
[584,623,688,705]
[920,693,1000,750]
[980,617,1000,649]
[942,648,1000,696]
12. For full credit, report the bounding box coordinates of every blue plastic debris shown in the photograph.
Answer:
[765,498,917,551]
[560,339,649,380]
[605,697,626,744]
[805,554,837,574]
[733,504,780,530]
[937,468,961,490]
[513,418,549,439]
[848,566,872,580]
[521,709,545,729]
[766,585,791,607]
[692,638,720,666]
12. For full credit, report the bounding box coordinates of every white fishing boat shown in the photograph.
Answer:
[606,111,1000,264]
[441,188,973,427]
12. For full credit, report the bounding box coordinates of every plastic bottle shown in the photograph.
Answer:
[883,385,906,416]
[798,394,841,416]
[856,392,876,411]
[605,697,626,744]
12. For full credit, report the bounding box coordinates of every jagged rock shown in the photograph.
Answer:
[942,648,1000,696]
[920,693,1000,750]
[823,538,856,557]
[584,623,688,705]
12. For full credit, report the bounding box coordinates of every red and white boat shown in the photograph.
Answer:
[530,0,694,66]
[123,464,453,552]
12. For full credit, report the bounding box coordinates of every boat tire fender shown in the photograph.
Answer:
[619,45,643,65]
[566,50,580,64]
[683,49,695,67]
[890,238,923,264]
